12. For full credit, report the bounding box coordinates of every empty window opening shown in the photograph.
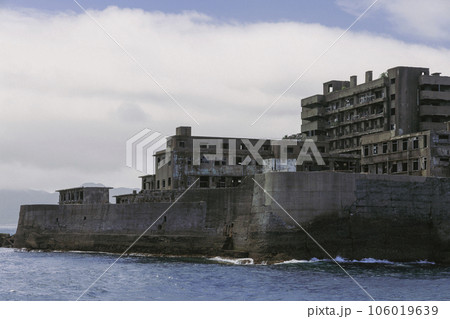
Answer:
[392,140,398,152]
[402,139,408,151]
[413,138,419,149]
[402,162,408,172]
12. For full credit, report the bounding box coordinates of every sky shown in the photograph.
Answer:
[1,0,450,191]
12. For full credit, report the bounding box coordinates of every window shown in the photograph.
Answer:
[200,145,207,149]
[223,143,229,149]
[373,145,378,155]
[423,158,427,170]
[239,144,245,150]
[391,108,396,116]
[262,145,270,151]
[402,139,408,151]
[287,147,294,154]
[390,94,396,100]
[413,160,419,171]
[364,145,369,156]
[168,178,171,186]
[157,180,160,189]
[383,143,388,154]
[390,78,396,84]
[413,137,419,149]
[214,160,221,166]
[178,141,185,148]
[162,180,166,188]
[392,140,398,152]
[402,162,408,172]
[423,136,428,148]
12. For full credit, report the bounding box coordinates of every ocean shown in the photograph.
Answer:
[1,225,449,301]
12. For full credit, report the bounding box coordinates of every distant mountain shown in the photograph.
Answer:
[0,186,139,226]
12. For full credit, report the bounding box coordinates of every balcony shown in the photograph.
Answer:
[301,120,326,132]
[301,94,324,107]
[420,90,450,101]
[301,107,325,120]
[419,75,450,86]
[419,105,450,117]
[420,122,447,131]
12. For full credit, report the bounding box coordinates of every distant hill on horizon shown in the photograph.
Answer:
[0,186,138,226]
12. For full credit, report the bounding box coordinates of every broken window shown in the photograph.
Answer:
[373,145,378,155]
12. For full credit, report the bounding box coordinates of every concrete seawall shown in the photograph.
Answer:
[14,172,450,263]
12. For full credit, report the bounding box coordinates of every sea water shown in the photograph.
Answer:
[0,244,449,300]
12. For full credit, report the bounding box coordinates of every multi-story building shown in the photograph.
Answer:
[301,66,450,177]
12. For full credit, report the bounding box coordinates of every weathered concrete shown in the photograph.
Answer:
[14,172,450,263]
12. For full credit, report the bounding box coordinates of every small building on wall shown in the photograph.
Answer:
[57,187,111,205]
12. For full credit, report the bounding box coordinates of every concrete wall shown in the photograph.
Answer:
[14,172,450,263]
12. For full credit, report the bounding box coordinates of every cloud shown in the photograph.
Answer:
[1,6,450,190]
[336,0,450,42]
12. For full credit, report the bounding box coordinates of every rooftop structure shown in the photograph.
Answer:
[57,187,111,205]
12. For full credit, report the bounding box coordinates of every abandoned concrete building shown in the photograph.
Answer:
[115,65,450,204]
[301,66,450,177]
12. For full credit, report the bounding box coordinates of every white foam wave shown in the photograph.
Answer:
[274,257,321,265]
[208,256,254,265]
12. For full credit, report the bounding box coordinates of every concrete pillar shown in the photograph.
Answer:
[365,71,373,83]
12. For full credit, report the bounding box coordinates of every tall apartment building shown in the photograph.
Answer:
[301,66,450,177]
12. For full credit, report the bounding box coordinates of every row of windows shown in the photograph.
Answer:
[178,140,271,151]
[363,136,427,156]
[156,178,171,189]
[327,90,384,111]
[362,157,427,174]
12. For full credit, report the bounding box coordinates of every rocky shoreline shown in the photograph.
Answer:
[0,233,14,248]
